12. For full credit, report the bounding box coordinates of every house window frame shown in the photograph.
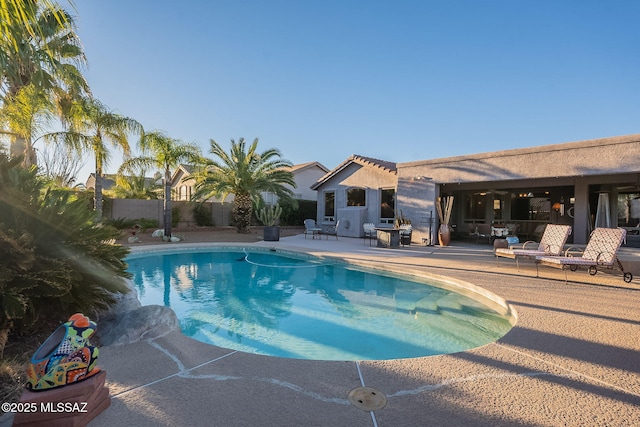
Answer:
[380,187,396,224]
[323,190,335,222]
[346,187,366,207]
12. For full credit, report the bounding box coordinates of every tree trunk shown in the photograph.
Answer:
[164,168,172,238]
[94,170,103,221]
[232,194,252,233]
[10,135,25,160]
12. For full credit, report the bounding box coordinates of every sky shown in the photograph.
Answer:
[69,0,640,180]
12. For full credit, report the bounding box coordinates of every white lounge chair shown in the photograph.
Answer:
[303,219,322,239]
[495,224,572,270]
[536,227,632,283]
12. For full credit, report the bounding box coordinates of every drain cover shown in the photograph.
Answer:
[348,387,387,411]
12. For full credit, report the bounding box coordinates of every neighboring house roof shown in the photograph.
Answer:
[171,162,329,185]
[85,173,160,191]
[170,164,197,185]
[85,173,116,190]
[286,161,330,174]
[310,155,397,190]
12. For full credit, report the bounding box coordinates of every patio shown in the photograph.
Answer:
[87,235,640,426]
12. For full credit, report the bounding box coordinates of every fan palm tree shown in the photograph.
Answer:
[193,137,296,233]
[0,0,89,166]
[118,130,202,237]
[50,97,143,220]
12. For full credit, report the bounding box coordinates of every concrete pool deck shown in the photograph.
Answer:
[89,235,640,426]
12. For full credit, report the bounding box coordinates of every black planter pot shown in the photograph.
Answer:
[263,225,280,241]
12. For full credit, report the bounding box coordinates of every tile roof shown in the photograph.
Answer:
[311,154,397,190]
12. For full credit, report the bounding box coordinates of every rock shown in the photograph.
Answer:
[98,305,180,346]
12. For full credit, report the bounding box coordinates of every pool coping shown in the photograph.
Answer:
[86,236,640,425]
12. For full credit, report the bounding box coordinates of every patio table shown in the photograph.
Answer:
[375,228,400,248]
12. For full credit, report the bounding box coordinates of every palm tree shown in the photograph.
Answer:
[109,171,161,200]
[193,137,296,233]
[118,131,202,237]
[0,0,73,53]
[0,83,54,166]
[0,0,89,166]
[51,97,143,220]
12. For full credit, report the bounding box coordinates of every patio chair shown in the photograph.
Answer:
[536,227,632,283]
[466,223,478,241]
[303,219,322,239]
[399,224,412,246]
[495,224,572,271]
[324,220,340,240]
[363,223,376,246]
[476,223,492,244]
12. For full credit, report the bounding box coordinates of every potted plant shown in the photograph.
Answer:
[257,204,282,241]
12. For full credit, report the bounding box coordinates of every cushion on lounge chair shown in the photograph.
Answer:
[495,224,571,259]
[537,227,626,267]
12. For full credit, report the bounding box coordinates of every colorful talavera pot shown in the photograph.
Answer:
[26,313,100,391]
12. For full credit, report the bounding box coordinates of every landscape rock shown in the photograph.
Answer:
[98,304,179,346]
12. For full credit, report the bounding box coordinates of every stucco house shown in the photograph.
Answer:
[85,173,116,191]
[311,155,398,238]
[171,161,329,203]
[85,173,160,192]
[312,134,640,246]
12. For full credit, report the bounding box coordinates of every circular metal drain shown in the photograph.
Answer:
[348,387,387,411]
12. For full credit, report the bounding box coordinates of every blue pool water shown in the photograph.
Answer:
[126,248,513,361]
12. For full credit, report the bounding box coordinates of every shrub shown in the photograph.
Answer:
[192,203,213,226]
[104,217,137,230]
[0,154,129,355]
[171,206,180,227]
[135,218,159,231]
[279,199,317,226]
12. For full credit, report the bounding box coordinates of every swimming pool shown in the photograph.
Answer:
[126,247,513,361]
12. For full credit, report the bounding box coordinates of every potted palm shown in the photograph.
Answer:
[257,204,282,241]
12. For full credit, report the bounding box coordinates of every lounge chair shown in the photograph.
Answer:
[303,219,322,239]
[323,220,340,240]
[495,224,572,270]
[536,227,632,283]
[363,223,376,246]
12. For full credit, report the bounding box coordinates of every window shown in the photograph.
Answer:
[324,191,335,221]
[493,196,503,220]
[618,192,640,227]
[380,188,395,224]
[466,193,486,220]
[179,185,192,201]
[347,188,366,206]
